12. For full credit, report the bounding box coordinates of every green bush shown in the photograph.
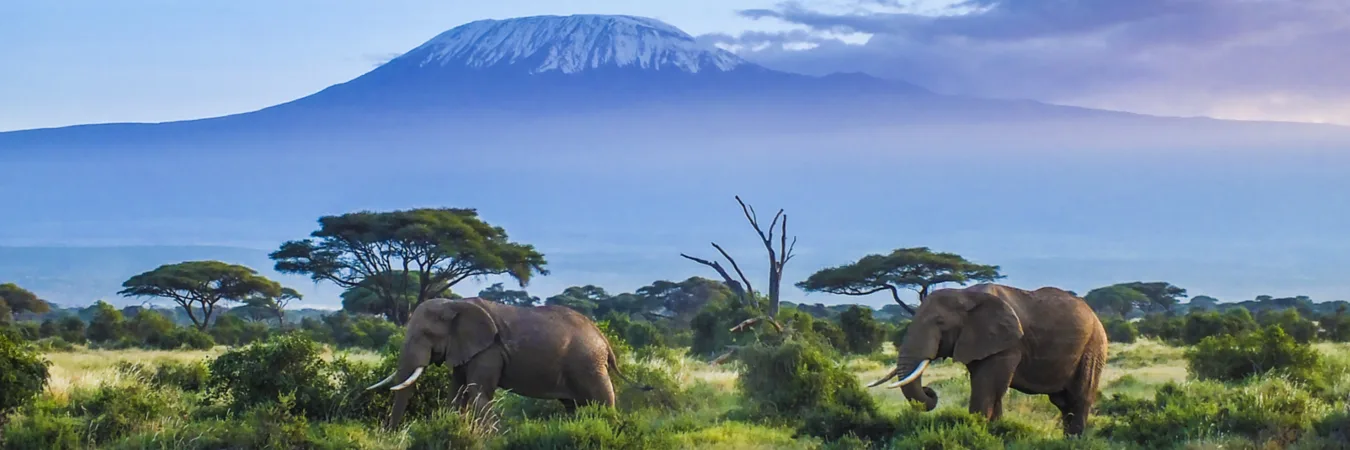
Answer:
[889,320,911,351]
[86,301,128,344]
[1257,308,1319,344]
[492,406,678,450]
[838,306,885,355]
[1135,313,1184,343]
[1101,318,1138,343]
[1099,378,1331,448]
[1185,325,1327,391]
[66,381,170,443]
[206,332,335,418]
[0,404,83,450]
[0,330,50,419]
[405,407,495,450]
[1181,308,1258,345]
[811,320,848,353]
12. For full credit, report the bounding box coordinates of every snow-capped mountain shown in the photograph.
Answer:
[399,15,747,74]
[2,13,1347,152]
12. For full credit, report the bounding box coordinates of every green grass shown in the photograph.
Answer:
[7,338,1348,449]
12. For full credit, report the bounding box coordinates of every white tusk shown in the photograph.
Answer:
[389,367,425,391]
[865,366,902,388]
[365,373,397,391]
[886,359,931,389]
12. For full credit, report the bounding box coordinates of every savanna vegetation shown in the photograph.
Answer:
[2,203,1348,449]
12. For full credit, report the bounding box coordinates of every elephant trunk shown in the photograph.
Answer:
[880,319,940,410]
[385,336,432,429]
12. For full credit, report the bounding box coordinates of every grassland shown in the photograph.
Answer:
[23,338,1346,449]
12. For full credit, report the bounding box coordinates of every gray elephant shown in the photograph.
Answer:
[366,297,650,428]
[867,283,1108,436]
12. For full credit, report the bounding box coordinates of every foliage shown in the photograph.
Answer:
[85,300,127,344]
[1101,318,1138,343]
[1180,307,1258,345]
[340,270,454,323]
[478,282,541,307]
[796,247,1003,312]
[1256,308,1319,344]
[0,283,51,319]
[838,306,886,355]
[492,406,678,450]
[1098,378,1332,448]
[118,260,291,331]
[242,287,302,327]
[1085,285,1149,319]
[688,293,764,358]
[66,381,171,443]
[0,329,50,418]
[1185,325,1328,392]
[1135,313,1184,342]
[1115,281,1188,313]
[206,332,335,418]
[271,208,548,324]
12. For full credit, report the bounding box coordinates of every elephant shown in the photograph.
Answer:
[867,283,1108,437]
[365,297,651,428]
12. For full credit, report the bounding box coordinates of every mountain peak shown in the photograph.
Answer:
[392,14,749,74]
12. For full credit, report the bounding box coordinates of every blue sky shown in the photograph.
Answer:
[5,0,1350,131]
[0,0,789,131]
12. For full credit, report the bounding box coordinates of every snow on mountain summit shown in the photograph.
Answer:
[399,14,749,74]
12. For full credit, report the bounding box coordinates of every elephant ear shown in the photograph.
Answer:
[952,291,1024,364]
[440,300,500,367]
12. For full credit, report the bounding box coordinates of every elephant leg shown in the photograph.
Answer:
[571,368,617,409]
[461,353,505,417]
[966,351,1018,421]
[449,367,469,410]
[559,399,579,414]
[1047,391,1073,430]
[1061,348,1106,437]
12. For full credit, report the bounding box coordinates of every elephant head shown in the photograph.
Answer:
[866,286,1024,410]
[366,298,499,428]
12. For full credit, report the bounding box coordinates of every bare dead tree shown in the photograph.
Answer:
[681,195,797,362]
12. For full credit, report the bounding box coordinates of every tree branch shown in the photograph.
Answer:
[710,242,754,298]
[680,253,748,301]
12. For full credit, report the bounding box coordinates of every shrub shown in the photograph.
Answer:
[0,330,50,420]
[86,300,128,344]
[1257,308,1319,344]
[176,327,216,350]
[1099,378,1331,448]
[1102,318,1138,343]
[890,320,911,351]
[66,381,170,443]
[811,320,848,353]
[838,306,885,355]
[1135,313,1184,342]
[153,360,210,392]
[1186,325,1327,391]
[206,332,334,418]
[492,406,678,450]
[1181,308,1258,345]
[0,405,83,450]
[405,406,497,450]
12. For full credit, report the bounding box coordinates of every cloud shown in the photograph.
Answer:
[711,0,1350,124]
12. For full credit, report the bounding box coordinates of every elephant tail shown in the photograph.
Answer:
[607,347,655,392]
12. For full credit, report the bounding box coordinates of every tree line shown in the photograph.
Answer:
[3,204,1348,356]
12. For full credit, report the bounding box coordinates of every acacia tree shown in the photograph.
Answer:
[681,195,796,338]
[118,261,288,331]
[478,282,541,307]
[1117,281,1187,313]
[243,287,303,327]
[796,247,1003,316]
[0,283,51,322]
[1084,285,1149,318]
[271,208,548,325]
[339,270,454,322]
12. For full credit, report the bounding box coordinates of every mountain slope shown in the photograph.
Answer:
[1,13,1348,152]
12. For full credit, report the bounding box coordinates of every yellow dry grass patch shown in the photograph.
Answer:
[42,346,223,399]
